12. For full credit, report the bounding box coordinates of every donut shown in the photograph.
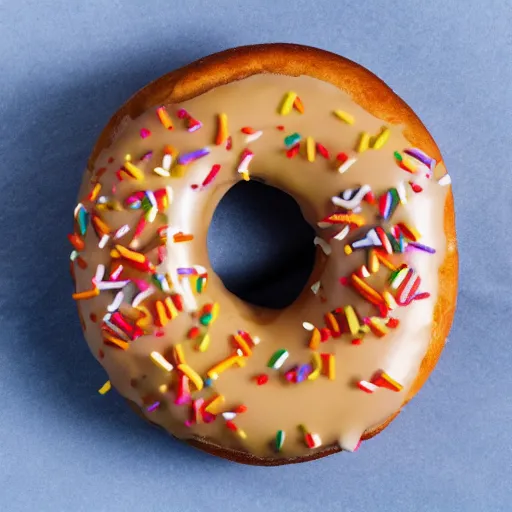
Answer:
[70,44,458,465]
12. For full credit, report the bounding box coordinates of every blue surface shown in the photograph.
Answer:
[1,1,511,511]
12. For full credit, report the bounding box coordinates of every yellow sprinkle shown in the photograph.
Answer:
[401,156,418,173]
[382,290,398,310]
[207,355,243,379]
[306,136,316,162]
[344,305,360,335]
[197,333,210,353]
[89,182,102,202]
[356,132,371,153]
[237,429,248,440]
[178,364,203,391]
[171,164,187,178]
[372,127,391,149]
[124,161,144,181]
[333,110,355,124]
[72,288,99,300]
[98,380,111,395]
[102,333,129,350]
[164,297,178,320]
[344,245,353,255]
[375,251,396,271]
[368,249,380,274]
[135,305,153,329]
[279,91,298,115]
[308,353,322,381]
[326,355,336,381]
[241,171,250,181]
[173,344,186,365]
[159,384,168,393]
[380,372,403,391]
[210,302,220,323]
[150,351,173,372]
[204,394,225,414]
[155,300,169,327]
[233,334,252,356]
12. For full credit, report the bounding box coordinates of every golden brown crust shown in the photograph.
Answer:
[95,44,458,465]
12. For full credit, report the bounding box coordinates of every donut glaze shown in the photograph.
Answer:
[71,44,457,465]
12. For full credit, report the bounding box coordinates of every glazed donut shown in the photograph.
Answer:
[70,44,458,465]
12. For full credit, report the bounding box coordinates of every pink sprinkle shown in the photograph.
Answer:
[146,402,160,412]
[132,278,150,291]
[177,109,188,119]
[140,128,151,139]
[155,331,164,337]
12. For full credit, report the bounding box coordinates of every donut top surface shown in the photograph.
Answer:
[72,73,451,459]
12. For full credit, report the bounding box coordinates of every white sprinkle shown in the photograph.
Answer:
[352,228,381,249]
[166,186,173,204]
[150,351,174,372]
[342,189,353,200]
[302,322,315,331]
[245,130,263,144]
[114,224,131,239]
[272,352,289,370]
[146,207,158,223]
[237,152,254,174]
[107,291,124,312]
[331,184,371,210]
[132,288,154,308]
[74,202,84,218]
[338,157,357,174]
[358,380,378,393]
[333,225,350,241]
[397,181,408,205]
[162,153,172,171]
[193,265,207,275]
[70,250,78,261]
[438,174,452,186]
[146,190,157,209]
[102,318,130,340]
[222,412,237,421]
[95,264,106,283]
[153,167,170,177]
[252,336,261,345]
[314,236,332,255]
[98,234,110,249]
[97,279,130,291]
[310,281,321,294]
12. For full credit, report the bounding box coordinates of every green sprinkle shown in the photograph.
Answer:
[196,276,206,293]
[200,313,213,326]
[77,206,89,236]
[284,133,301,148]
[394,151,403,162]
[386,233,401,253]
[267,349,289,369]
[275,430,286,452]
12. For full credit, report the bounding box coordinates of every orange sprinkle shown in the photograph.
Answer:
[103,332,129,350]
[88,182,102,202]
[215,113,228,145]
[366,318,389,337]
[350,274,385,305]
[207,354,244,380]
[156,106,173,130]
[135,305,153,329]
[173,232,194,243]
[91,215,111,236]
[72,288,99,300]
[324,312,340,334]
[293,96,305,114]
[309,328,321,350]
[155,300,169,327]
[371,370,403,391]
[112,245,145,263]
[368,249,380,274]
[204,394,225,414]
[232,334,252,356]
[164,297,178,319]
[241,127,256,134]
[68,233,85,251]
[375,250,396,271]
[177,364,203,391]
[320,213,365,227]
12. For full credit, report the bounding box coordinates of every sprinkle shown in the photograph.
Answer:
[365,317,389,337]
[318,213,365,228]
[396,181,408,204]
[98,380,111,395]
[331,185,371,210]
[279,91,298,115]
[123,161,144,181]
[177,147,210,165]
[197,333,210,352]
[338,156,357,174]
[333,110,355,124]
[399,155,418,174]
[308,327,321,350]
[438,174,452,186]
[150,351,174,372]
[350,274,385,305]
[324,312,340,334]
[316,143,330,159]
[299,424,322,449]
[407,241,436,254]
[371,370,403,392]
[180,277,198,312]
[68,233,85,251]
[232,333,252,356]
[314,236,332,255]
[308,353,322,381]
[275,430,286,451]
[357,380,377,393]
[146,402,160,412]
[88,183,102,202]
[404,148,436,170]
[306,137,316,162]
[321,354,336,380]
[207,354,245,380]
[395,269,421,306]
[237,149,254,175]
[75,205,89,236]
[372,127,390,149]
[397,222,421,242]
[293,96,304,114]
[245,130,263,144]
[356,132,371,153]
[222,411,237,421]
[409,181,423,193]
[139,128,151,139]
[332,226,350,241]
[267,349,289,370]
[390,266,409,289]
[286,144,300,158]
[199,164,221,187]
[204,394,225,414]
[114,224,130,240]
[215,113,228,145]
[173,232,194,243]
[102,333,129,350]
[303,322,315,331]
[153,166,170,177]
[255,374,269,386]
[284,133,301,147]
[156,106,173,129]
[178,364,203,391]
[72,288,99,300]
[175,374,191,405]
[344,305,360,335]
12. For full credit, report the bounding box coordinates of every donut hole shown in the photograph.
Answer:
[207,180,316,309]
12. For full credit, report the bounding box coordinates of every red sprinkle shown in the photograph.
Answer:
[336,152,348,163]
[155,331,164,337]
[409,181,423,193]
[90,313,97,323]
[386,318,400,328]
[316,143,330,159]
[241,127,256,134]
[320,328,331,342]
[339,276,349,286]
[286,144,300,158]
[188,327,201,339]
[226,136,233,150]
[202,164,221,187]
[191,184,199,189]
[233,405,247,414]
[351,338,362,345]
[255,374,269,386]
[276,125,285,131]
[225,420,237,431]
[364,191,377,204]
[98,349,105,359]
[107,157,114,164]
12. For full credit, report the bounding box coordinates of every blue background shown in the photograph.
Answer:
[1,1,511,511]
